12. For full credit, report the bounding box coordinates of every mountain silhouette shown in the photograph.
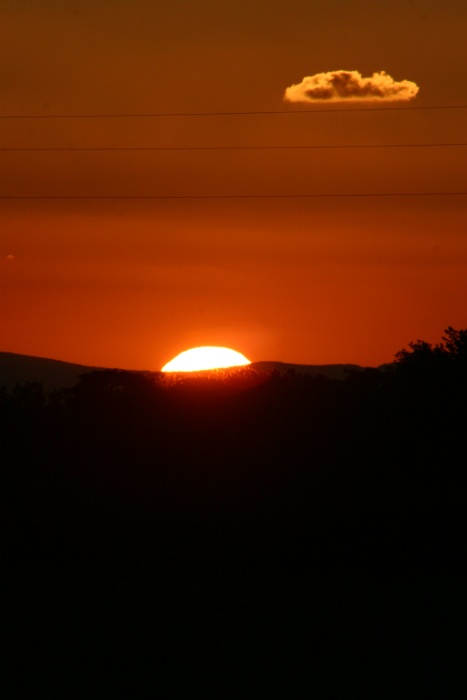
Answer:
[0,351,105,392]
[0,351,372,393]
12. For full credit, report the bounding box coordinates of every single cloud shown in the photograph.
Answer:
[284,70,419,103]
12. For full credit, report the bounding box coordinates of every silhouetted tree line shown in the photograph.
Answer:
[2,329,466,698]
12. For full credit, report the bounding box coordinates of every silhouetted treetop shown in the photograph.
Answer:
[395,326,467,368]
[442,326,467,358]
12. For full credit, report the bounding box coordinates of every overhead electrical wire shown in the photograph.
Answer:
[2,104,465,201]
[0,105,466,119]
[1,143,466,152]
[1,193,466,200]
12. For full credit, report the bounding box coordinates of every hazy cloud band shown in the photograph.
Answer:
[284,70,419,103]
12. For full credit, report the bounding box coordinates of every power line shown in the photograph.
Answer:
[1,192,466,200]
[1,105,467,119]
[1,143,466,153]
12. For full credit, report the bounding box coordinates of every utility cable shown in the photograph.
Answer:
[1,105,466,119]
[1,143,466,152]
[1,192,466,200]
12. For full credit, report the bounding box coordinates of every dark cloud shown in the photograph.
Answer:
[284,70,419,103]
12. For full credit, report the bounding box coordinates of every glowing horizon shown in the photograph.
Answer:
[161,346,251,372]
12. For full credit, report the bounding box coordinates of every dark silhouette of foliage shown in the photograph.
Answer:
[3,328,466,697]
[395,325,467,367]
[395,337,441,365]
[442,325,467,357]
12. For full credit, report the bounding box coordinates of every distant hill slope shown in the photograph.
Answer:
[0,352,105,392]
[0,351,374,393]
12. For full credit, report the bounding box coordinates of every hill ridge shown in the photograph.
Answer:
[0,350,373,392]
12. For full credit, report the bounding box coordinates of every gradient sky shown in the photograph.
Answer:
[1,0,466,369]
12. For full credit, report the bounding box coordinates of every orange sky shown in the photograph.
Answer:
[1,1,466,370]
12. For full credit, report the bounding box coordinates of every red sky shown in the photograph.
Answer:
[1,0,466,370]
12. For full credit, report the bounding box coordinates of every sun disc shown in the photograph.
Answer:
[162,346,251,372]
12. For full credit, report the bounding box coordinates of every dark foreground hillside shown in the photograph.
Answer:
[3,331,466,698]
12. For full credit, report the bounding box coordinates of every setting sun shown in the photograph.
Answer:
[161,346,251,372]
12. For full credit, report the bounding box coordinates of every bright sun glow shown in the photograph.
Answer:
[161,346,251,372]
